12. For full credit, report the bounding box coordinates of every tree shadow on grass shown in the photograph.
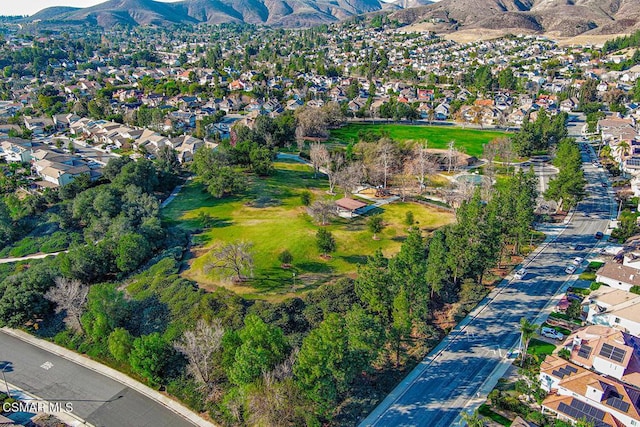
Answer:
[340,254,368,265]
[296,261,334,274]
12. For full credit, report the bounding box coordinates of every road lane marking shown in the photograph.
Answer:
[40,361,54,370]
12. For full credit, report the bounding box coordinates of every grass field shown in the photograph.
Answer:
[528,338,556,357]
[330,123,511,157]
[163,160,454,300]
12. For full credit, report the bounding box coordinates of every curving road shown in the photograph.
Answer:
[0,330,200,427]
[360,119,613,427]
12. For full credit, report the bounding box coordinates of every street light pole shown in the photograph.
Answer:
[1,366,10,399]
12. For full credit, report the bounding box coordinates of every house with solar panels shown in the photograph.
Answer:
[540,354,640,427]
[563,326,640,384]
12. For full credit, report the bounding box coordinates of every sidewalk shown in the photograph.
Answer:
[1,328,216,427]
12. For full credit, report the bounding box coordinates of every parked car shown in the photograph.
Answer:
[572,257,584,266]
[594,231,604,239]
[514,268,527,280]
[565,265,576,274]
[541,326,564,340]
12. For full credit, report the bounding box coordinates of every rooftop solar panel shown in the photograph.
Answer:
[607,397,630,413]
[600,343,627,364]
[577,344,592,358]
[557,399,611,427]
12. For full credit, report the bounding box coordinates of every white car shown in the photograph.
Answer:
[565,265,576,274]
[514,268,527,280]
[572,257,584,266]
[541,327,564,341]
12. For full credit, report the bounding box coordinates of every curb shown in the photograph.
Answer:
[1,328,216,427]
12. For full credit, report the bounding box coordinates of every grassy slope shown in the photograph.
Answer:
[163,161,454,300]
[330,124,511,157]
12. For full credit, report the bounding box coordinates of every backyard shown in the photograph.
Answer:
[330,123,511,157]
[163,160,455,300]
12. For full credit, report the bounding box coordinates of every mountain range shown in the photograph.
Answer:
[389,0,640,37]
[28,0,428,28]
[26,0,640,36]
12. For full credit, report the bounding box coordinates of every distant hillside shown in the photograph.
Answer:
[389,0,640,37]
[26,0,387,28]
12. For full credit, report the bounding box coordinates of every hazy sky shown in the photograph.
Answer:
[6,0,432,18]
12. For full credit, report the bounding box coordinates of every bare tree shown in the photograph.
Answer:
[495,137,515,174]
[45,277,89,333]
[445,140,457,173]
[408,142,439,192]
[174,319,225,396]
[377,138,398,188]
[325,152,344,194]
[321,101,345,128]
[309,143,329,178]
[295,106,329,140]
[395,167,414,201]
[335,161,364,197]
[246,350,301,427]
[307,199,335,225]
[482,139,499,179]
[205,241,254,283]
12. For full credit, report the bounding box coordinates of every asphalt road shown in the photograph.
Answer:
[0,331,196,427]
[360,119,613,427]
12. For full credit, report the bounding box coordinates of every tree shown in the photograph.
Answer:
[461,411,485,427]
[309,143,329,178]
[108,328,134,362]
[355,249,393,323]
[405,211,415,227]
[316,228,336,257]
[376,139,398,188]
[129,332,173,386]
[174,319,225,393]
[519,317,537,367]
[334,162,364,197]
[115,233,151,273]
[300,190,311,206]
[45,277,89,333]
[294,313,363,408]
[226,315,288,386]
[408,142,438,192]
[426,229,448,298]
[307,199,335,225]
[278,250,293,266]
[205,241,255,283]
[367,215,384,239]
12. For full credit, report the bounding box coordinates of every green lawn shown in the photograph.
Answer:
[330,124,511,157]
[528,338,556,357]
[163,161,454,300]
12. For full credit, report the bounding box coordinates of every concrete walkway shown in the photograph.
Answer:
[161,176,193,209]
[1,328,216,427]
[0,251,66,264]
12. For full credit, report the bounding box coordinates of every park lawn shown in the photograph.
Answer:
[163,161,454,300]
[330,123,511,157]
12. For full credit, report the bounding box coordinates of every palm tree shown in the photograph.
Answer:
[519,317,537,367]
[617,140,630,160]
[461,411,484,427]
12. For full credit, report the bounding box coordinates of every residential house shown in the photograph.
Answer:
[583,287,640,337]
[434,103,450,120]
[540,354,640,427]
[0,138,44,163]
[563,325,640,383]
[596,260,640,292]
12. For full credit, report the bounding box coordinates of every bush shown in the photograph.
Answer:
[590,282,602,291]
